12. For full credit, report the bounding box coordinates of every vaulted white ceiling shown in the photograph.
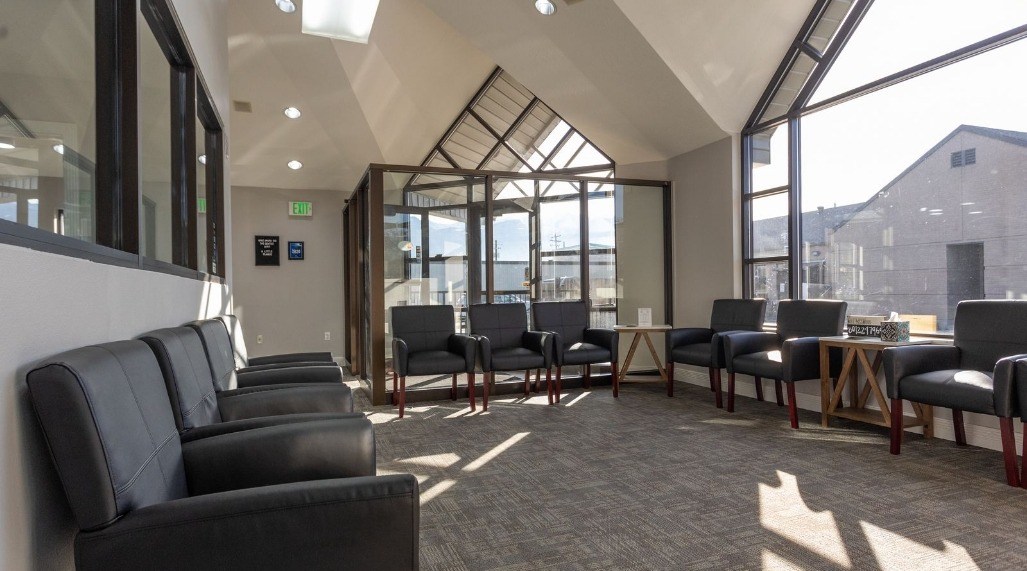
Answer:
[227,0,814,192]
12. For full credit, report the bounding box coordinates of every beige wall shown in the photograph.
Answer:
[231,186,347,360]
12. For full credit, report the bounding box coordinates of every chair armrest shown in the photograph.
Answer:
[584,328,619,362]
[392,338,410,377]
[217,384,354,421]
[449,334,477,372]
[665,328,714,357]
[992,353,1027,418]
[236,365,343,388]
[722,331,779,373]
[474,335,493,372]
[182,418,376,496]
[781,337,823,382]
[883,345,961,399]
[522,331,553,368]
[247,352,335,366]
[74,475,419,571]
[179,412,365,443]
[239,361,337,374]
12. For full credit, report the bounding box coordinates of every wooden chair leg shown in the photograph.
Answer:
[555,367,562,403]
[468,372,476,412]
[546,369,554,405]
[667,362,674,397]
[727,372,736,413]
[534,369,541,393]
[952,409,967,446]
[392,371,398,406]
[523,370,531,397]
[399,375,406,418]
[999,417,1019,487]
[1021,421,1027,489]
[786,382,798,429]
[708,367,715,392]
[451,373,458,401]
[754,375,764,402]
[482,372,491,412]
[713,368,723,409]
[890,398,903,454]
[775,380,784,407]
[584,364,592,389]
[611,362,619,398]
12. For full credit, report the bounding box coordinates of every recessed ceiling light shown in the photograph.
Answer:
[535,0,556,15]
[275,0,296,14]
[53,144,65,155]
[284,106,302,119]
[960,201,975,206]
[287,160,303,170]
[198,154,207,165]
[929,212,944,216]
[969,211,983,215]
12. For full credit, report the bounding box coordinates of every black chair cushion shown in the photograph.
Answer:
[406,350,468,376]
[710,299,767,333]
[188,319,239,391]
[139,327,223,432]
[391,305,456,354]
[953,300,1027,372]
[776,299,846,340]
[562,342,611,366]
[671,343,713,368]
[469,303,528,349]
[491,347,545,371]
[533,301,587,346]
[732,350,784,380]
[900,369,995,415]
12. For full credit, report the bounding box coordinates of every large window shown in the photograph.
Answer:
[743,0,1027,333]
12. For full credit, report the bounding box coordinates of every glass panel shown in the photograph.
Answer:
[801,38,1027,333]
[806,0,855,54]
[751,261,790,324]
[539,180,579,197]
[758,52,816,124]
[0,1,95,241]
[751,125,788,192]
[615,185,667,369]
[751,192,789,258]
[588,184,617,329]
[566,140,611,169]
[483,144,529,173]
[813,0,1027,103]
[548,133,585,169]
[491,197,534,314]
[442,113,496,169]
[139,15,173,262]
[539,197,581,302]
[196,115,207,272]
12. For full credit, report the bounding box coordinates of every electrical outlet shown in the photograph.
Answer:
[324,331,331,341]
[256,335,263,344]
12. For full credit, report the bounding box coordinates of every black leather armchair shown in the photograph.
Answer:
[27,340,420,571]
[666,299,766,407]
[532,301,617,403]
[189,319,347,389]
[470,303,554,409]
[391,305,477,418]
[724,299,846,428]
[217,314,336,369]
[885,300,1027,486]
[140,327,361,435]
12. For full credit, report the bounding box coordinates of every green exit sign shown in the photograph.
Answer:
[197,197,207,214]
[289,201,313,217]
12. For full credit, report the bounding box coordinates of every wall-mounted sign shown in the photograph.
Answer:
[255,235,280,266]
[289,201,313,217]
[288,241,305,260]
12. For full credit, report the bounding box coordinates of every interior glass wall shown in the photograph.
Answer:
[346,166,669,405]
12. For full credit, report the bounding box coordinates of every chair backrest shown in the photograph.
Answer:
[140,327,223,432]
[391,305,456,353]
[953,300,1027,371]
[532,301,587,346]
[469,303,528,349]
[187,319,239,391]
[776,299,847,339]
[709,298,767,333]
[27,341,188,531]
[217,314,251,368]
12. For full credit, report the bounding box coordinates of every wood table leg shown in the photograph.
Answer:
[952,409,966,445]
[546,369,554,404]
[775,379,784,407]
[923,404,934,438]
[999,418,1019,487]
[856,349,890,425]
[392,371,399,406]
[555,367,562,403]
[727,372,736,413]
[848,350,859,408]
[618,333,642,386]
[641,332,667,381]
[786,382,798,429]
[452,373,458,401]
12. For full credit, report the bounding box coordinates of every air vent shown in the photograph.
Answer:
[950,151,963,168]
[232,100,253,113]
[964,148,976,165]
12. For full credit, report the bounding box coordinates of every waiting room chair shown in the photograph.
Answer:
[469,303,553,410]
[217,314,336,370]
[665,298,766,407]
[532,301,617,403]
[391,304,477,418]
[27,340,420,571]
[885,300,1027,487]
[724,299,846,428]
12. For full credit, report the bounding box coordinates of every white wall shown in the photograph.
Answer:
[230,186,347,360]
[0,2,230,568]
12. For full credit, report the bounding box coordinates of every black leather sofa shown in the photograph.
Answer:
[27,340,420,570]
[531,301,617,402]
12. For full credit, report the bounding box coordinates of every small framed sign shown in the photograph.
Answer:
[288,241,305,260]
[255,235,280,266]
[637,307,652,327]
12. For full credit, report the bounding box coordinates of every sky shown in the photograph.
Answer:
[752,0,1027,218]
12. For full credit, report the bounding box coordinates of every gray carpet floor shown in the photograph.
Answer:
[354,376,1027,570]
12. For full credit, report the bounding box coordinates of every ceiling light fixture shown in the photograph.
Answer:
[284,106,302,119]
[198,154,207,165]
[535,0,556,16]
[287,160,303,170]
[302,0,381,43]
[275,0,297,14]
[53,144,65,155]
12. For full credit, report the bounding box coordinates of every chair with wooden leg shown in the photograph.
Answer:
[884,300,1027,487]
[723,300,846,428]
[531,301,618,404]
[665,299,766,407]
[391,305,477,418]
[470,303,554,410]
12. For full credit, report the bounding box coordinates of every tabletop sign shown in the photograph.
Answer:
[637,307,652,327]
[289,201,313,217]
[288,241,305,261]
[255,235,280,266]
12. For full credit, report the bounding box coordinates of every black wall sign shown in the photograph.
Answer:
[288,241,305,260]
[255,235,280,266]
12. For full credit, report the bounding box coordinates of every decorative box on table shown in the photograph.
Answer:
[880,320,911,342]
[847,315,884,337]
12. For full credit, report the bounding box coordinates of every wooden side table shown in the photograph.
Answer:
[818,336,936,435]
[612,325,672,397]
